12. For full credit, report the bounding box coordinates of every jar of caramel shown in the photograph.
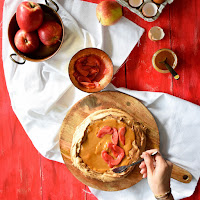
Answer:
[152,48,178,73]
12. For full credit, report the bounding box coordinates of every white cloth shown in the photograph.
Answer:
[2,0,200,200]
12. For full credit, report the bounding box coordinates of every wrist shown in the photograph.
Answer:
[154,188,173,200]
[155,193,174,200]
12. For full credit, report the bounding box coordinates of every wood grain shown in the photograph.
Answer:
[171,164,193,184]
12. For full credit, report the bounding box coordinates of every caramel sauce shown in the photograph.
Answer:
[79,118,136,173]
[155,50,175,70]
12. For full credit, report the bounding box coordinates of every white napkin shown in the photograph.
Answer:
[2,0,200,200]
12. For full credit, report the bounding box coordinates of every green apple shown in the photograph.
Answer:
[96,0,123,26]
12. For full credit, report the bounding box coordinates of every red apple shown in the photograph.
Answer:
[14,29,40,53]
[96,0,123,26]
[16,1,44,32]
[38,21,62,46]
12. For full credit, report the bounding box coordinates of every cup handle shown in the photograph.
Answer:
[10,53,26,65]
[45,0,59,12]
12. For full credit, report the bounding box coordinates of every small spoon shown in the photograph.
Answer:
[159,58,180,80]
[112,151,158,173]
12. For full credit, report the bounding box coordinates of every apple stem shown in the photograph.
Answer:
[29,2,35,8]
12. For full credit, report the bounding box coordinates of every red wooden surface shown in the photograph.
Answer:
[0,0,200,200]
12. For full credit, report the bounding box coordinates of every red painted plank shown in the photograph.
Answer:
[111,64,126,88]
[40,157,86,200]
[170,0,200,105]
[0,101,42,200]
[0,115,42,200]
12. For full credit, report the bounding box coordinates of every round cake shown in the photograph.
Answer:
[70,108,147,182]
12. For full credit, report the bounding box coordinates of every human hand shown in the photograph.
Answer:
[139,149,173,197]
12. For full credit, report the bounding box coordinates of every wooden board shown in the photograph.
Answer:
[59,91,160,191]
[59,91,192,191]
